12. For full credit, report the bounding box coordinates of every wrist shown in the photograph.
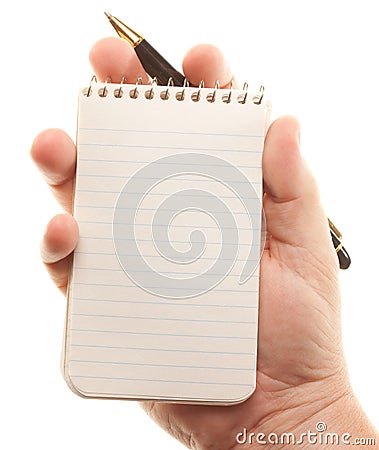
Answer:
[233,374,378,449]
[294,390,377,449]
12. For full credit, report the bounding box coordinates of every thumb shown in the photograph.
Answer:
[263,116,337,269]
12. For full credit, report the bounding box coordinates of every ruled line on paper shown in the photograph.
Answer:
[79,126,264,139]
[70,359,253,371]
[69,374,254,387]
[77,220,260,231]
[72,312,256,325]
[76,189,262,198]
[71,343,254,355]
[73,267,259,278]
[76,172,262,184]
[72,282,258,294]
[79,156,262,170]
[79,142,263,155]
[71,328,256,340]
[75,203,261,216]
[73,297,258,309]
[75,250,262,266]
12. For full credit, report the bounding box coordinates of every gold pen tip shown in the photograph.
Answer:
[103,12,143,47]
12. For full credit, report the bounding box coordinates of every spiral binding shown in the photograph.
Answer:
[83,75,265,105]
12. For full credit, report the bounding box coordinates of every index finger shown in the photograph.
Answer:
[89,37,150,83]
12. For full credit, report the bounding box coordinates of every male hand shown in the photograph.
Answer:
[31,38,377,449]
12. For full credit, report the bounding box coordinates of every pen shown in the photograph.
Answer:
[328,219,351,270]
[105,12,351,270]
[104,12,188,86]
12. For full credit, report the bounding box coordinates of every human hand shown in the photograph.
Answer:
[31,38,377,449]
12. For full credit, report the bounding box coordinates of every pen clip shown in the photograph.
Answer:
[328,218,342,240]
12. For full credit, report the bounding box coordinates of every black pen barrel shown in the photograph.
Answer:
[337,246,351,270]
[135,40,187,86]
[330,229,351,270]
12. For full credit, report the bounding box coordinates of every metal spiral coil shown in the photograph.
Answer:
[83,75,265,105]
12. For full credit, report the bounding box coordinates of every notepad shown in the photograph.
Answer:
[63,80,270,404]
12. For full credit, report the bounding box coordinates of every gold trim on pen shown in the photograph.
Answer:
[328,218,342,240]
[335,242,343,253]
[104,12,144,47]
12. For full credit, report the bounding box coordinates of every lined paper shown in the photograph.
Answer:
[64,83,268,403]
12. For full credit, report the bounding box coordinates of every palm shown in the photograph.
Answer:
[140,219,341,449]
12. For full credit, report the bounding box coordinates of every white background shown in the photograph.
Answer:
[1,1,378,449]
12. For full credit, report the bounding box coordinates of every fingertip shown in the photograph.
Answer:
[41,214,78,264]
[266,116,301,157]
[31,129,76,186]
[89,37,149,83]
[31,128,64,165]
[182,44,233,88]
[262,116,333,258]
[263,116,308,202]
